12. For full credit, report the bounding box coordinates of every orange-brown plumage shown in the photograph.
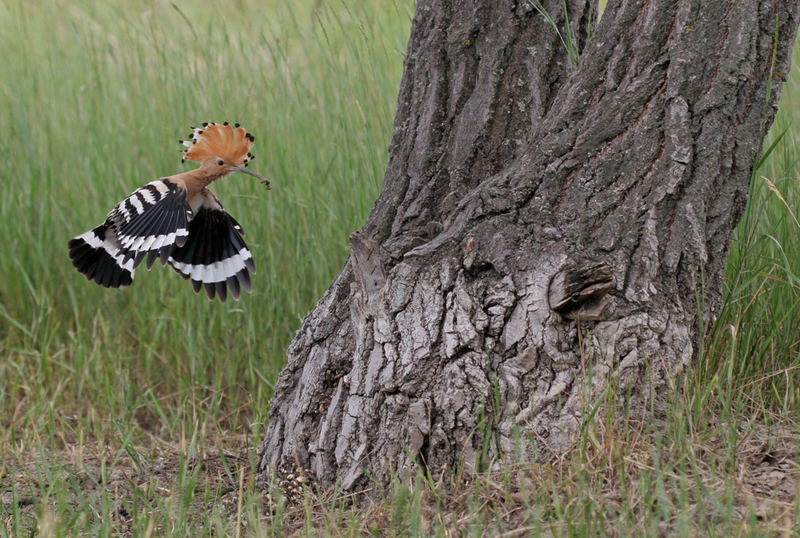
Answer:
[175,121,267,203]
[182,122,255,167]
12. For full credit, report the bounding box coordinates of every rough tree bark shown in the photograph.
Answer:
[258,0,800,491]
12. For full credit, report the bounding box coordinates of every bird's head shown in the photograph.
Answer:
[180,122,270,188]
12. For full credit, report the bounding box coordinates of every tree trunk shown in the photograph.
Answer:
[258,0,800,491]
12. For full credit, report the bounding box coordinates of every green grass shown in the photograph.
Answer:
[1,0,800,535]
[0,0,406,446]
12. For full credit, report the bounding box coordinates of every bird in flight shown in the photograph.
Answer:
[68,122,269,302]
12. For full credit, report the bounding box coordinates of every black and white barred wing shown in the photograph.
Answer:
[167,205,255,302]
[68,223,134,288]
[110,179,193,268]
[69,178,192,288]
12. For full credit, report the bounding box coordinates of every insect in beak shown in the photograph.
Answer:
[232,166,271,189]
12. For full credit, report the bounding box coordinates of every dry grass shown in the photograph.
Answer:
[3,392,799,536]
[2,0,800,535]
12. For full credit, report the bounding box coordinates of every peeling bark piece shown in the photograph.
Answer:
[548,261,615,317]
[350,230,388,298]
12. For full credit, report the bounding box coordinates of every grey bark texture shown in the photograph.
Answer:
[258,0,800,491]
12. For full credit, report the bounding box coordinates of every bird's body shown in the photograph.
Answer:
[68,122,269,301]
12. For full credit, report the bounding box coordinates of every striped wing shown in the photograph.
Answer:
[110,179,193,268]
[167,201,255,302]
[68,223,135,288]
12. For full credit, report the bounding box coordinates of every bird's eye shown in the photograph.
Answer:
[217,160,224,166]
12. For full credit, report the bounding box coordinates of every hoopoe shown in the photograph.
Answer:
[68,122,269,302]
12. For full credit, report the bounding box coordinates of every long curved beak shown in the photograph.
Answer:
[232,166,271,189]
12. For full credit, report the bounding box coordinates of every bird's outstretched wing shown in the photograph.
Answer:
[68,223,135,288]
[109,178,193,268]
[167,190,255,302]
[69,178,193,287]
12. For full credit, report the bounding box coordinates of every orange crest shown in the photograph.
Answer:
[180,122,255,166]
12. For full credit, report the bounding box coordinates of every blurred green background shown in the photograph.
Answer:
[0,0,411,432]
